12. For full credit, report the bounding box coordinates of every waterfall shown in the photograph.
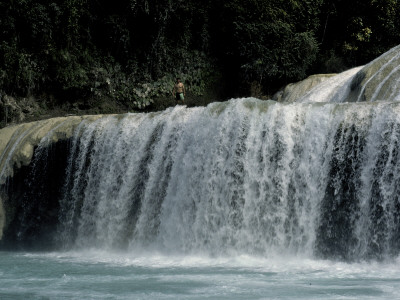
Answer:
[41,99,398,260]
[2,46,400,261]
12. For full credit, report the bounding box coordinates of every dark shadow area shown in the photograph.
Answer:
[0,140,71,250]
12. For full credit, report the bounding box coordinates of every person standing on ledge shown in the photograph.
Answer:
[172,78,185,104]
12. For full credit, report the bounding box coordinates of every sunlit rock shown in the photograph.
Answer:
[276,44,400,103]
[0,115,106,183]
[347,44,400,102]
[273,74,336,102]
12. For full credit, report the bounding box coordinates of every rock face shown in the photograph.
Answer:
[0,115,107,241]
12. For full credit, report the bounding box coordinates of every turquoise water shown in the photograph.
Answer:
[1,251,400,299]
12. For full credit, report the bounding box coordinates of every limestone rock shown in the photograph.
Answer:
[274,44,400,103]
[273,74,336,103]
[0,114,111,240]
[347,44,400,102]
[0,115,107,184]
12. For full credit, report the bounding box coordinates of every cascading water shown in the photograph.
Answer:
[1,99,379,260]
[2,46,400,263]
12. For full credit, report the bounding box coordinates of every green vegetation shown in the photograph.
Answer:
[1,0,400,116]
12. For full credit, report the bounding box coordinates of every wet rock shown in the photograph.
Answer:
[273,74,336,103]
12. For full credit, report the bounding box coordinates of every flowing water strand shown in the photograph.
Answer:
[355,104,400,258]
[131,107,202,249]
[58,119,101,247]
[315,104,373,260]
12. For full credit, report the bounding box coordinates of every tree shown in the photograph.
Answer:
[318,0,400,69]
[214,0,322,94]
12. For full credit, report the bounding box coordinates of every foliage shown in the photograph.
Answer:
[0,0,399,110]
[216,0,321,91]
[318,0,400,67]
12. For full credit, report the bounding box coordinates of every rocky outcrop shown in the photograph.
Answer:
[273,74,336,103]
[0,115,108,241]
[346,44,400,102]
[0,115,108,182]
